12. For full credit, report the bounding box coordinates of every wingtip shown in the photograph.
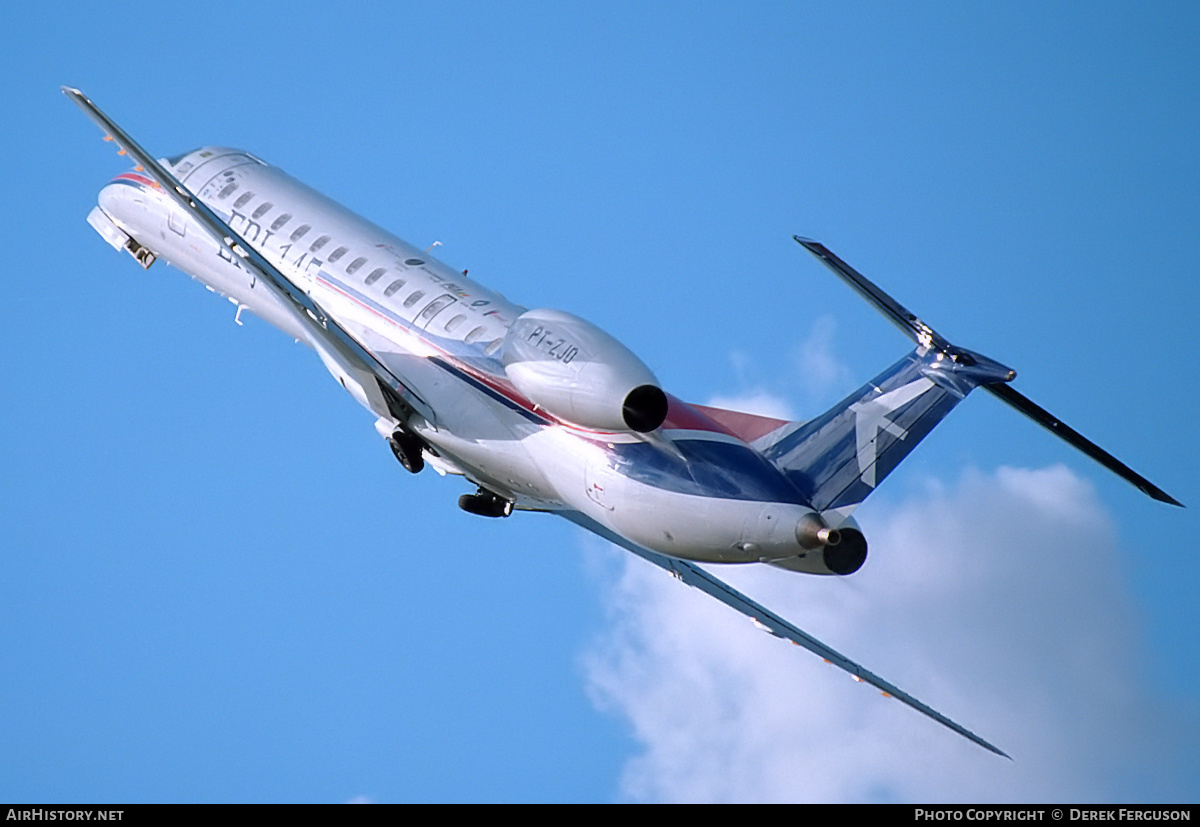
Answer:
[1153,490,1185,508]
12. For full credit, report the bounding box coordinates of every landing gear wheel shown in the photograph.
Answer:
[388,430,425,474]
[457,489,514,518]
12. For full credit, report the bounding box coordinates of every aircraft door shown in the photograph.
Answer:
[416,293,458,330]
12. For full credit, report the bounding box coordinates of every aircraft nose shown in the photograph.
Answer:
[97,174,157,236]
[97,181,134,220]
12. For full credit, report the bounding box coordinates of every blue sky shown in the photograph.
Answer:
[1,1,1197,802]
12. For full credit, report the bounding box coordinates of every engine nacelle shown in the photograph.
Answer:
[767,514,869,576]
[502,308,668,433]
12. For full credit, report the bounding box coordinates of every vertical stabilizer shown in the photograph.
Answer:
[763,347,1011,511]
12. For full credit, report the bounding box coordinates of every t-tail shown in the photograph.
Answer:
[760,237,1181,513]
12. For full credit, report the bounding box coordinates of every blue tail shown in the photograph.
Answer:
[782,236,1180,508]
[762,347,1011,511]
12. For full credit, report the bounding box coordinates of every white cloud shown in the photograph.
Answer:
[707,315,852,424]
[792,315,852,401]
[582,465,1198,802]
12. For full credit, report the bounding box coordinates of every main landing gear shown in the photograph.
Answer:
[458,488,514,518]
[388,429,425,474]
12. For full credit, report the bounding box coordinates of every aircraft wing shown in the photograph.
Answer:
[63,87,436,427]
[564,511,1009,758]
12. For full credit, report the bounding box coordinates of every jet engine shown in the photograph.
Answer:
[768,513,869,576]
[501,308,668,433]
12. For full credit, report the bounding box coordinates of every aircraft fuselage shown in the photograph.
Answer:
[90,147,825,567]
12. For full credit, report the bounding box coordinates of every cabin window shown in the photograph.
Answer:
[484,338,504,356]
[233,191,255,209]
[252,202,273,220]
[464,326,486,344]
[418,295,455,323]
[402,290,425,309]
[328,246,348,263]
[309,235,330,252]
[346,256,368,275]
[383,279,407,296]
[218,182,238,200]
[290,224,311,242]
[445,314,466,332]
[270,213,292,231]
[365,268,387,286]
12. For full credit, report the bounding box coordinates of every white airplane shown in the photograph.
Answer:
[65,88,1180,759]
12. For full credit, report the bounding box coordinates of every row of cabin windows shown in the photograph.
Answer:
[218,183,506,354]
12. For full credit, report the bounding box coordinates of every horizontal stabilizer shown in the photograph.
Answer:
[795,236,1180,507]
[985,383,1182,506]
[795,236,958,355]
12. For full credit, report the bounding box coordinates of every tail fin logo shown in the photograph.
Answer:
[849,377,935,487]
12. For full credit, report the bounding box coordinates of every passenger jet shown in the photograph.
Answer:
[65,88,1180,759]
